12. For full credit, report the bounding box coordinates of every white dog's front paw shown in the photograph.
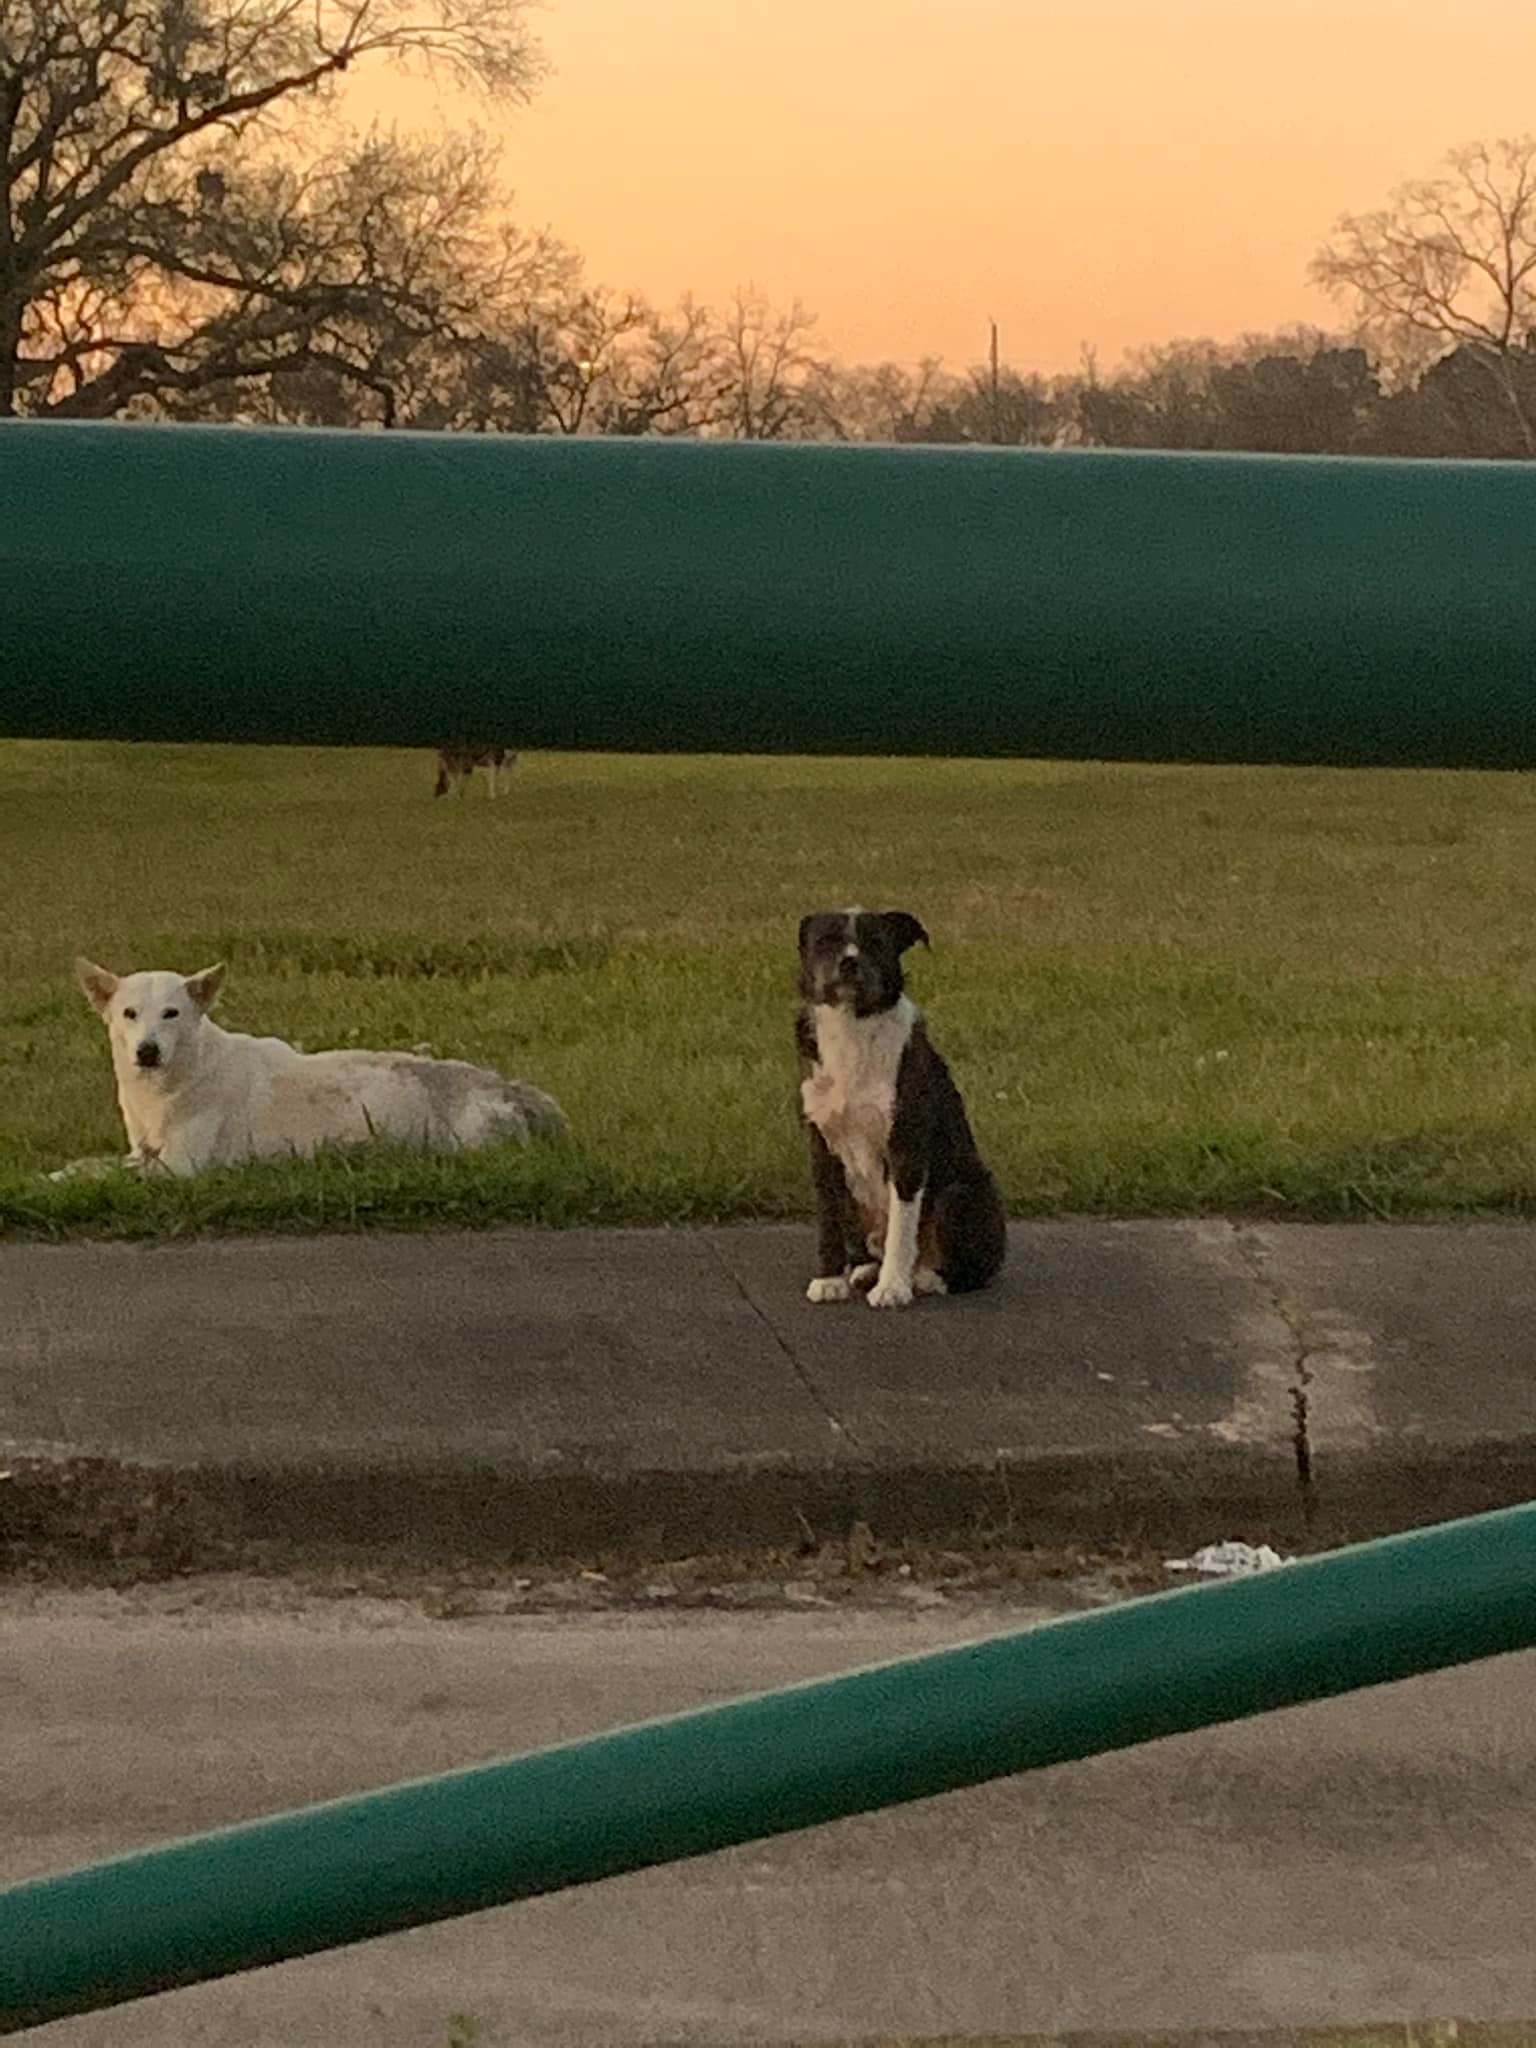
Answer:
[866,1273,914,1310]
[806,1274,854,1304]
[47,1154,131,1184]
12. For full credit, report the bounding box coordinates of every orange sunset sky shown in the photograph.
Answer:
[355,0,1536,376]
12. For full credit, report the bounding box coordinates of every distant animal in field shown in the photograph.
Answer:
[59,958,565,1180]
[796,907,1006,1309]
[434,746,517,799]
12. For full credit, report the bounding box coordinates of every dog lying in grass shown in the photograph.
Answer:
[797,908,1006,1308]
[59,958,566,1179]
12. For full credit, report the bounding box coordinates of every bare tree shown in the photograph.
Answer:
[819,356,956,442]
[712,285,833,440]
[1077,337,1225,449]
[92,129,560,427]
[464,284,651,435]
[492,288,737,439]
[591,295,727,436]
[1312,138,1536,454]
[381,287,727,438]
[0,0,544,417]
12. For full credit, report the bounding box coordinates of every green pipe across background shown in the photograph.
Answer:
[3,1501,1534,2034]
[1,421,1533,766]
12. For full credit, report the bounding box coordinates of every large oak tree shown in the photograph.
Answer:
[0,0,542,416]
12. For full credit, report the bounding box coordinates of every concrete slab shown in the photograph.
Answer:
[2,1230,836,1471]
[706,1219,1272,1458]
[4,1221,1535,1559]
[1247,1222,1536,1449]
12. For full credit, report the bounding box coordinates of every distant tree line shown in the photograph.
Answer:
[4,3,1533,454]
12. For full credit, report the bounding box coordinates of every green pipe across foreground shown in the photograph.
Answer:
[3,1502,1534,2034]
[2,420,1535,766]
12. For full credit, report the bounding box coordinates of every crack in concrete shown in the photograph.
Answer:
[700,1238,864,1451]
[1229,1223,1316,1514]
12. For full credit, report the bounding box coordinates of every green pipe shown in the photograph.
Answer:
[3,1501,1534,2033]
[2,421,1535,765]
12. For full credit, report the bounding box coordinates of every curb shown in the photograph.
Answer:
[6,1438,1536,1580]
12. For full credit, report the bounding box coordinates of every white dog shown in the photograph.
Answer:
[66,959,566,1178]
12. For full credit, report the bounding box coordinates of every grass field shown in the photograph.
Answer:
[5,739,1536,1239]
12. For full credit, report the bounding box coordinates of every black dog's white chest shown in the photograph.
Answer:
[801,999,915,1214]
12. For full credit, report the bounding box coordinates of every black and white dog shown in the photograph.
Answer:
[796,908,1007,1309]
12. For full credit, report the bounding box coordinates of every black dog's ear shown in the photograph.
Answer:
[798,915,817,953]
[881,911,930,955]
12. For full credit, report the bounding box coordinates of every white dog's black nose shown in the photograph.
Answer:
[135,1041,161,1069]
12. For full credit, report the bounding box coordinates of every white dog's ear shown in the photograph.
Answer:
[184,962,226,1012]
[74,958,120,1014]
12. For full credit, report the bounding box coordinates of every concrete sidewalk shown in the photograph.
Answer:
[3,1221,1535,1560]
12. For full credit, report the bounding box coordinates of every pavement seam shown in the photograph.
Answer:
[699,1237,864,1451]
[1228,1222,1316,1515]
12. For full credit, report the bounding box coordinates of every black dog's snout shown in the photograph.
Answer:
[135,1041,161,1069]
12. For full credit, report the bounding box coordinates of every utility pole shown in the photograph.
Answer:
[989,317,1002,443]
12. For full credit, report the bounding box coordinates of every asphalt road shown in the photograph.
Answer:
[4,1583,1534,2046]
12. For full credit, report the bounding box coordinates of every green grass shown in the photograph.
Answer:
[6,740,1536,1239]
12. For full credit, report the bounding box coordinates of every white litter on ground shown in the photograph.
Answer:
[1164,1540,1294,1577]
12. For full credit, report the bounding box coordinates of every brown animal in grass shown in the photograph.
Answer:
[434,747,517,799]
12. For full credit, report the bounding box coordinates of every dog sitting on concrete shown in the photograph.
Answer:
[796,909,1006,1309]
[66,958,565,1178]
